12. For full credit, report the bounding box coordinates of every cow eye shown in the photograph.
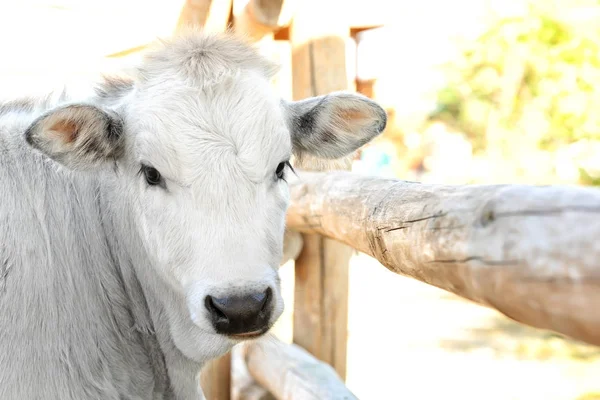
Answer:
[275,162,286,180]
[140,164,163,186]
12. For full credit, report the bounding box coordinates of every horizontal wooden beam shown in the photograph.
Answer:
[246,0,296,29]
[286,171,600,347]
[241,337,357,400]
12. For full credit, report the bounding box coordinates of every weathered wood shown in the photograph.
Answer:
[233,0,295,43]
[293,234,352,379]
[176,0,233,33]
[289,0,349,108]
[289,0,352,380]
[201,352,232,400]
[246,0,296,28]
[233,0,274,43]
[241,337,358,400]
[281,229,304,266]
[286,170,600,347]
[232,345,275,400]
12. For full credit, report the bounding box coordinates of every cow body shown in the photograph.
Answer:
[0,32,386,399]
[0,95,182,399]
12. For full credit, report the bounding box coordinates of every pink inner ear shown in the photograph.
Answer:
[338,109,368,122]
[336,108,370,133]
[49,120,79,144]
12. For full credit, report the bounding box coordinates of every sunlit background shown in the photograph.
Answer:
[2,0,600,399]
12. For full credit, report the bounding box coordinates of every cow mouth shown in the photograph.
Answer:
[227,328,269,340]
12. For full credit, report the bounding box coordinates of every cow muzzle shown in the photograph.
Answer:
[204,287,274,338]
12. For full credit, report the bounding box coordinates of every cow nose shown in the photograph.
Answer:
[205,288,273,336]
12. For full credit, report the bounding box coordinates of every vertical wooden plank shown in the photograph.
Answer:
[289,0,352,380]
[293,235,353,380]
[201,352,232,400]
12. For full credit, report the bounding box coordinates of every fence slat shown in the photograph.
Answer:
[286,170,600,347]
[201,352,232,400]
[289,0,353,380]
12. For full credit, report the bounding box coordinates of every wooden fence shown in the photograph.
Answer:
[227,169,600,399]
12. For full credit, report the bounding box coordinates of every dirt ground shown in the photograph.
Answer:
[273,253,600,400]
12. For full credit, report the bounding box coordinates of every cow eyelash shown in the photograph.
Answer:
[276,160,295,182]
[138,164,165,188]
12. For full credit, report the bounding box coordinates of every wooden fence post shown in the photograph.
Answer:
[201,352,232,400]
[289,0,352,380]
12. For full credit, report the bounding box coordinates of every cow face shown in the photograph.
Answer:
[23,33,387,361]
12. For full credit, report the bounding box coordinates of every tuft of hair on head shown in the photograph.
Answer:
[135,29,280,90]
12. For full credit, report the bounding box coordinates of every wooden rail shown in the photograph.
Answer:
[229,167,600,400]
[285,170,600,347]
[239,337,357,400]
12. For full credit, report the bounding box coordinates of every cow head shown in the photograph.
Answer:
[24,32,386,362]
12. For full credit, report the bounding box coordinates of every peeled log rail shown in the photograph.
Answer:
[286,171,600,347]
[245,0,296,28]
[233,0,296,43]
[241,338,358,400]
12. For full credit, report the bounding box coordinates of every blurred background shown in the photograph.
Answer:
[2,0,600,399]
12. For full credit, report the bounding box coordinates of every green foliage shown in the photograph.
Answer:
[579,167,600,186]
[576,393,600,400]
[433,3,600,153]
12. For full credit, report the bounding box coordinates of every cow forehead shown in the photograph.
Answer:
[128,71,292,184]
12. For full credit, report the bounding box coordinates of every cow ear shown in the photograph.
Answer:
[25,104,125,170]
[283,92,387,160]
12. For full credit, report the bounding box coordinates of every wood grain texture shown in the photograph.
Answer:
[288,0,353,380]
[233,0,274,43]
[233,0,296,43]
[281,229,304,266]
[232,345,275,400]
[286,170,600,347]
[201,352,232,400]
[241,338,358,400]
[245,0,296,29]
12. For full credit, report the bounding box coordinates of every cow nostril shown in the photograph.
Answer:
[204,288,275,336]
[205,295,227,321]
[260,287,272,313]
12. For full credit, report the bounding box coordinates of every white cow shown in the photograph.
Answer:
[0,32,386,399]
